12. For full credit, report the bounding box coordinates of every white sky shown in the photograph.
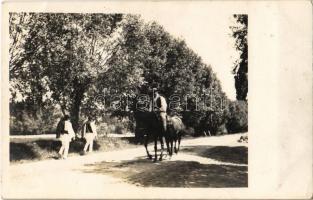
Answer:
[136,4,240,100]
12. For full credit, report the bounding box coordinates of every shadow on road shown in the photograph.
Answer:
[180,145,248,164]
[82,156,248,187]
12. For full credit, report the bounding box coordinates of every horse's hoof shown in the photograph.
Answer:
[148,155,153,160]
[159,157,163,161]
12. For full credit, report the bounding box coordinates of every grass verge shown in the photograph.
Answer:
[10,136,139,164]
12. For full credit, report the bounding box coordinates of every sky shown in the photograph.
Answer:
[134,3,240,100]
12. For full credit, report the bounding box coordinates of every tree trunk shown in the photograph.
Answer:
[70,82,86,132]
[71,97,81,133]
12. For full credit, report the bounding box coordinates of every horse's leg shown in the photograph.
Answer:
[162,114,170,156]
[174,139,178,154]
[169,139,173,156]
[174,131,178,154]
[163,133,170,155]
[158,136,164,161]
[177,133,181,153]
[144,134,152,160]
[166,131,173,157]
[154,135,158,162]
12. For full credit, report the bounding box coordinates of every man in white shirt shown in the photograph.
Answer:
[153,90,168,132]
[81,116,98,154]
[57,115,75,159]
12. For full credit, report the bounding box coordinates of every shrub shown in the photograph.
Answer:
[216,124,228,135]
[226,100,248,133]
[184,127,195,136]
[95,116,132,135]
[10,102,62,135]
[115,124,126,134]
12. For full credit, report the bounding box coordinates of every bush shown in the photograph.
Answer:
[226,100,248,133]
[10,102,63,135]
[184,127,195,136]
[216,124,228,135]
[95,115,132,136]
[115,124,126,134]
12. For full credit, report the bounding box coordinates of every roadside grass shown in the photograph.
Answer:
[10,133,247,164]
[10,136,139,164]
[9,134,195,164]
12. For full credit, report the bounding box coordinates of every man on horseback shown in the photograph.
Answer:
[153,89,167,133]
[153,89,171,160]
[134,88,169,162]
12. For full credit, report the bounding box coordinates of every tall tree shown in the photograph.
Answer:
[230,14,248,101]
[9,13,124,130]
[10,13,231,135]
[112,17,230,134]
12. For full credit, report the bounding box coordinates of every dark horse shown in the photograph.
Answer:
[134,110,169,162]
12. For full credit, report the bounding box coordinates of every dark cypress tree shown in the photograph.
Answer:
[231,14,248,101]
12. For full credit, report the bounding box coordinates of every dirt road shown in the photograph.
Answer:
[3,133,248,199]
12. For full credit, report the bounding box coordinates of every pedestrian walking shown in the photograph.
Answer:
[81,117,98,154]
[56,115,75,159]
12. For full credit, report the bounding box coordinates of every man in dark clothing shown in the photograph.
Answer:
[56,116,66,139]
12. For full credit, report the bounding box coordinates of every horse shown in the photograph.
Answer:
[134,110,169,162]
[166,115,185,156]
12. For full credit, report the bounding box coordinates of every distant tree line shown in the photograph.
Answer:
[9,13,247,136]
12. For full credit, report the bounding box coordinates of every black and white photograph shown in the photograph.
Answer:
[1,1,312,199]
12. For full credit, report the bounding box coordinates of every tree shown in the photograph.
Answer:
[9,13,124,131]
[230,14,248,101]
[10,13,231,136]
[112,18,230,135]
